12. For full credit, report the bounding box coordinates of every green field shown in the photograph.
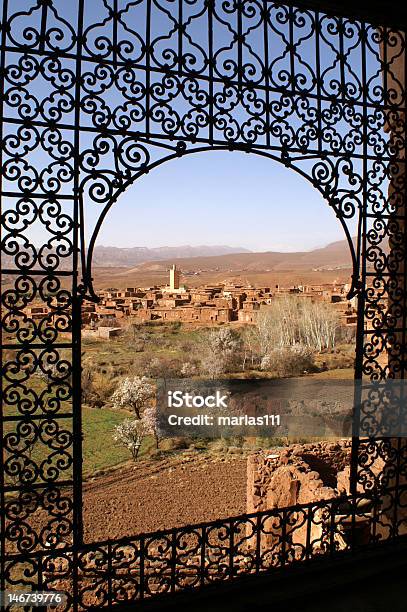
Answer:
[4,401,153,485]
[82,406,155,477]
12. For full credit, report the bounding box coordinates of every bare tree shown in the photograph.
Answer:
[256,296,339,357]
[241,325,260,370]
[200,352,227,378]
[257,297,299,352]
[298,300,338,351]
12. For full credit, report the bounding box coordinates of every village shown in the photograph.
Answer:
[21,264,360,339]
[75,264,359,339]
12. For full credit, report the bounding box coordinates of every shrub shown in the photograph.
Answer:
[159,437,190,451]
[261,344,315,377]
[181,362,197,377]
[92,372,116,403]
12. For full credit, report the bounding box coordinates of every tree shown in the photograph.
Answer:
[111,376,155,418]
[145,357,167,379]
[113,418,148,461]
[256,296,339,356]
[241,325,261,370]
[82,365,116,408]
[200,328,242,378]
[200,352,227,378]
[298,300,338,351]
[142,405,162,448]
[256,297,298,354]
[261,344,315,376]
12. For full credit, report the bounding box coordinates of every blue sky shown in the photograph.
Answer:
[76,0,377,252]
[96,150,357,252]
[5,1,385,253]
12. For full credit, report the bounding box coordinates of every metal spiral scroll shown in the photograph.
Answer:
[0,0,405,609]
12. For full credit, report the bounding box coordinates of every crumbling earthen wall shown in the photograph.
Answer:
[247,440,352,515]
[247,441,352,552]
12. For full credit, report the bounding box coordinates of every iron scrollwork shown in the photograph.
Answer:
[0,0,406,609]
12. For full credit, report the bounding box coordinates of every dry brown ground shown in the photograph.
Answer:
[83,451,248,542]
[90,267,351,291]
[2,266,351,293]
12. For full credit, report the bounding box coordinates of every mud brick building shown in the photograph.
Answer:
[78,268,361,329]
[19,271,360,332]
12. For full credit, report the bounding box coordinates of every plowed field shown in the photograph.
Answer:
[83,451,247,541]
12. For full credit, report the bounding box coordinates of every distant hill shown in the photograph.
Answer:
[123,237,357,274]
[91,245,251,267]
[1,238,359,278]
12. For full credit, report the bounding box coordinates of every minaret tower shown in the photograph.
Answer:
[169,264,180,291]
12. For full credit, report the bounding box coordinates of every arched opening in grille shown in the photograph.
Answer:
[81,149,360,542]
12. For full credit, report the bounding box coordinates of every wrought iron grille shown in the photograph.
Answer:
[5,487,407,610]
[0,0,406,609]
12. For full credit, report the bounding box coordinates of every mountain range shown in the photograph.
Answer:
[2,238,357,276]
[91,244,251,267]
[116,237,356,274]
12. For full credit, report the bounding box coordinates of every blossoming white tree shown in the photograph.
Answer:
[111,376,155,418]
[112,377,162,459]
[142,405,161,449]
[113,418,149,461]
[201,328,242,378]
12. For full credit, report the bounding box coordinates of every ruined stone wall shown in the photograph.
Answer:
[247,441,352,515]
[246,441,353,553]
